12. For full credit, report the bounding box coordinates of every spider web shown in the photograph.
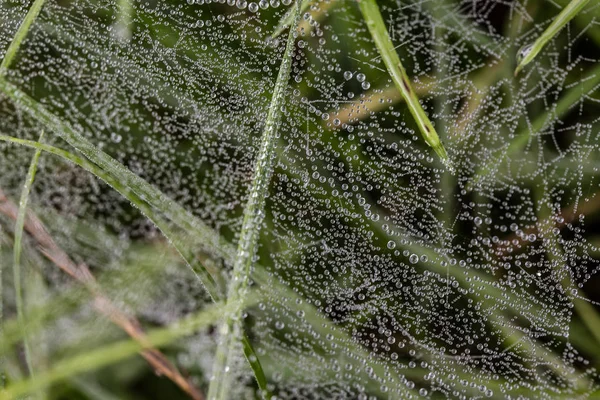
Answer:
[1,0,600,398]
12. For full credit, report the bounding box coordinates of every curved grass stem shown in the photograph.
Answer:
[0,297,261,400]
[357,0,448,162]
[514,0,590,76]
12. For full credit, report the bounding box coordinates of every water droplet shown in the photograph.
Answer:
[517,43,533,63]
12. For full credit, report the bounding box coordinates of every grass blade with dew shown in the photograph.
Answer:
[357,0,449,163]
[0,133,221,297]
[12,130,44,384]
[0,295,259,400]
[0,79,226,292]
[514,0,591,76]
[0,0,47,75]
[207,2,303,399]
[270,0,312,40]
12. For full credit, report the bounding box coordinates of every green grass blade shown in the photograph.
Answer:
[241,336,271,398]
[0,298,258,400]
[208,2,303,399]
[0,0,47,75]
[0,133,221,297]
[357,0,449,163]
[12,130,44,383]
[0,80,227,291]
[515,0,591,76]
[270,0,311,40]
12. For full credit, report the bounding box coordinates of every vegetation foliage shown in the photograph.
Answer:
[1,0,600,399]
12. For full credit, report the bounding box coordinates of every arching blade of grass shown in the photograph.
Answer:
[12,130,44,384]
[0,79,226,292]
[357,0,449,163]
[0,0,47,75]
[0,133,221,298]
[514,0,590,76]
[208,2,302,399]
[0,295,259,400]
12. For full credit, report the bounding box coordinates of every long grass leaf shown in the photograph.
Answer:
[0,298,259,400]
[0,80,227,291]
[0,133,221,297]
[12,130,44,383]
[357,0,449,162]
[515,0,591,76]
[0,0,47,74]
[207,2,303,399]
